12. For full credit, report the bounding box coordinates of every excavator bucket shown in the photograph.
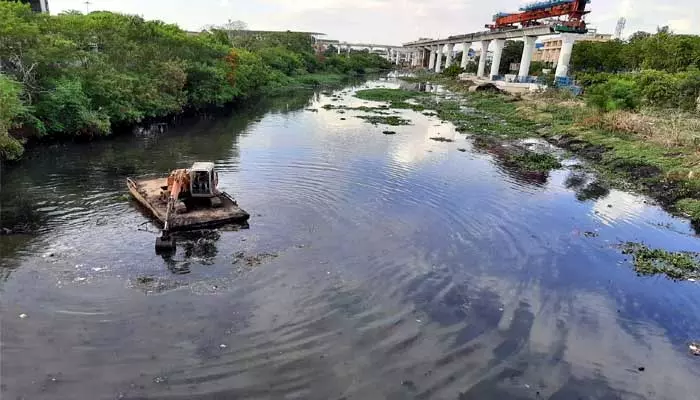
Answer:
[155,233,176,254]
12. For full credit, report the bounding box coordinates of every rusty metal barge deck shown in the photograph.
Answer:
[126,177,249,231]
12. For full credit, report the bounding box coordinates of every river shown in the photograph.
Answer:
[2,77,700,400]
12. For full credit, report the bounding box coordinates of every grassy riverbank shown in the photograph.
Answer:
[0,2,392,162]
[355,81,700,228]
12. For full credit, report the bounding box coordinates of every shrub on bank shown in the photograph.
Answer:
[586,78,640,112]
[579,69,700,112]
[0,74,27,161]
[442,65,465,78]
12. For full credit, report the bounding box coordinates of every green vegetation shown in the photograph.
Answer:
[0,2,392,161]
[355,89,423,102]
[356,115,411,126]
[441,65,464,78]
[586,78,641,112]
[506,152,561,173]
[621,242,700,280]
[676,199,700,222]
[0,74,28,160]
[571,28,700,112]
[572,28,700,74]
[354,88,428,111]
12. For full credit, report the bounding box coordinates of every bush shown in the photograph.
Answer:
[586,78,640,112]
[35,78,111,136]
[257,46,304,76]
[442,64,464,78]
[464,60,478,74]
[575,72,615,87]
[633,69,681,109]
[0,74,28,160]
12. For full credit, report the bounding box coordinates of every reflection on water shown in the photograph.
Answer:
[3,78,700,400]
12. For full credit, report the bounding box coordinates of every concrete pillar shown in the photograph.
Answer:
[518,36,537,82]
[555,34,575,78]
[460,42,471,69]
[477,40,490,78]
[435,45,443,73]
[428,47,436,69]
[395,51,400,65]
[445,43,455,68]
[489,39,505,79]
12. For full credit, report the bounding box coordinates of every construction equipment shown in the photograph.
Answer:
[126,162,249,254]
[155,162,222,252]
[486,0,591,34]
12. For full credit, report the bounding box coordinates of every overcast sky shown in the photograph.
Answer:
[49,0,699,45]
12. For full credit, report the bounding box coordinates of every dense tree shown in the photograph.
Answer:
[0,2,391,161]
[571,40,626,72]
[572,29,700,74]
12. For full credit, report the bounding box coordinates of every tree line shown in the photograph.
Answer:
[571,27,700,112]
[0,2,392,161]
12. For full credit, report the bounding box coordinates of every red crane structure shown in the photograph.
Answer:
[486,0,591,34]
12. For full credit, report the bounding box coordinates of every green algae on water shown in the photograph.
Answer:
[357,115,411,126]
[621,242,700,280]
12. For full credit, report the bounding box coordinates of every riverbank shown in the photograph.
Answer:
[0,2,392,162]
[376,76,700,229]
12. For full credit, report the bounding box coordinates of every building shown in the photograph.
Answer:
[533,31,612,64]
[17,0,49,13]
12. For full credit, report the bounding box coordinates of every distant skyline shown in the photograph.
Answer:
[49,0,700,45]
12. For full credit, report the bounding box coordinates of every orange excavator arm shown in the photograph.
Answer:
[163,169,191,233]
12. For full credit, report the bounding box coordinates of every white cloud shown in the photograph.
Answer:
[669,18,692,33]
[48,0,700,43]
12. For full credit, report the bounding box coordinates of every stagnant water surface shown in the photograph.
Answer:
[3,78,700,400]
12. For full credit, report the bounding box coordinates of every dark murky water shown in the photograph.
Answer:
[3,78,700,400]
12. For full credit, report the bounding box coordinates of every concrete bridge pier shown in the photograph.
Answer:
[489,39,505,79]
[477,40,490,78]
[428,46,437,70]
[555,34,575,78]
[518,36,536,82]
[434,45,443,73]
[460,42,471,69]
[445,43,455,68]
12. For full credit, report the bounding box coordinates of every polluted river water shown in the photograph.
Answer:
[2,78,700,399]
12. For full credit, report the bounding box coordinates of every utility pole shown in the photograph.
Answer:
[614,17,626,40]
[84,0,92,14]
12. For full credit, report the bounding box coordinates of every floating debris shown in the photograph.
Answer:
[430,137,454,143]
[357,115,411,126]
[690,342,700,356]
[136,276,154,284]
[19,313,27,319]
[232,251,278,268]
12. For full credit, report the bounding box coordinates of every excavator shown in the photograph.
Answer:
[128,161,249,254]
[154,162,222,253]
